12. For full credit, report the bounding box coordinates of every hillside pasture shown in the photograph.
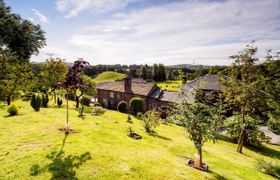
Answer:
[0,100,279,179]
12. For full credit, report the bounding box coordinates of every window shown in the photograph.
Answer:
[117,93,121,99]
[110,92,114,98]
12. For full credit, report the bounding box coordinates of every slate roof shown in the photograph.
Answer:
[158,90,180,103]
[180,74,222,92]
[97,79,155,96]
[179,74,223,103]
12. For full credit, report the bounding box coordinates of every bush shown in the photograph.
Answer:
[143,110,161,133]
[117,101,128,113]
[66,91,75,101]
[93,102,101,107]
[57,97,63,108]
[80,96,91,106]
[268,116,280,135]
[31,94,42,112]
[7,103,19,116]
[129,97,144,115]
[92,106,106,115]
[21,92,33,101]
[158,106,172,119]
[257,159,280,178]
[42,94,49,108]
[224,115,268,147]
[127,115,132,123]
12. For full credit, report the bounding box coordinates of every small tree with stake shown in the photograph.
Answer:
[171,92,216,170]
[54,58,89,134]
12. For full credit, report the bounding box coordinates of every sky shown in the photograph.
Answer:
[5,0,280,65]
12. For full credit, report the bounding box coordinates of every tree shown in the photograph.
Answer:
[54,59,89,134]
[143,110,161,133]
[39,58,68,102]
[81,75,97,97]
[171,94,216,169]
[0,0,45,59]
[220,44,267,153]
[141,64,148,80]
[0,50,32,105]
[261,51,280,135]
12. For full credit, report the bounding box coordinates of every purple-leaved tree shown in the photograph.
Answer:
[54,58,89,134]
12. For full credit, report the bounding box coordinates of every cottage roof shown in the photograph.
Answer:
[180,74,222,92]
[158,90,180,103]
[97,79,155,96]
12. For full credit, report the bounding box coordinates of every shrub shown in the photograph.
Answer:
[117,101,128,113]
[268,116,280,135]
[127,115,132,123]
[93,102,101,107]
[143,110,161,133]
[42,94,49,108]
[7,103,19,116]
[137,112,143,118]
[21,92,33,101]
[158,106,172,119]
[257,159,280,178]
[129,97,144,115]
[57,97,63,108]
[92,106,106,115]
[66,91,75,101]
[80,96,91,106]
[224,115,268,147]
[31,94,42,112]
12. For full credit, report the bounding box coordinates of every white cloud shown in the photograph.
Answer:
[63,0,280,65]
[33,0,280,65]
[32,9,49,23]
[56,0,137,18]
[28,17,34,22]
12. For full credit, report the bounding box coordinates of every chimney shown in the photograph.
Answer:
[124,76,132,93]
[182,76,187,84]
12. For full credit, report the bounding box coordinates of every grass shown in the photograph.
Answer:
[94,71,127,83]
[0,100,280,179]
[156,80,182,91]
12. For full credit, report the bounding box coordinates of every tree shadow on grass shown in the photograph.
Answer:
[148,133,172,141]
[215,134,235,143]
[208,170,227,180]
[246,144,280,159]
[30,134,91,180]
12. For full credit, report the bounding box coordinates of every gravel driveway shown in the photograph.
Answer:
[259,125,280,145]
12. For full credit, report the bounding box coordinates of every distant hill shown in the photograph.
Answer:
[94,71,127,83]
[167,64,212,69]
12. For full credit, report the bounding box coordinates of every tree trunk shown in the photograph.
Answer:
[53,90,56,104]
[199,147,202,167]
[75,91,84,109]
[7,96,11,105]
[237,113,245,153]
[65,90,70,134]
[75,95,79,109]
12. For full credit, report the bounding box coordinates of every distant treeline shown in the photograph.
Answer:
[83,64,228,82]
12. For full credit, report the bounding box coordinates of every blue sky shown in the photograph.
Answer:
[5,0,280,65]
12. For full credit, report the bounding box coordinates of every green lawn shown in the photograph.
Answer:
[156,80,182,91]
[94,71,127,83]
[0,100,279,179]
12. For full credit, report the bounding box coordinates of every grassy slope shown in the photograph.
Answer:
[156,80,182,91]
[0,100,279,179]
[94,71,127,83]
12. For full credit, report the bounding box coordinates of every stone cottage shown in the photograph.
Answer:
[97,77,179,111]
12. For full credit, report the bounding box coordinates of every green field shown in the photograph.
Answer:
[156,80,182,91]
[94,71,127,83]
[0,100,279,179]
